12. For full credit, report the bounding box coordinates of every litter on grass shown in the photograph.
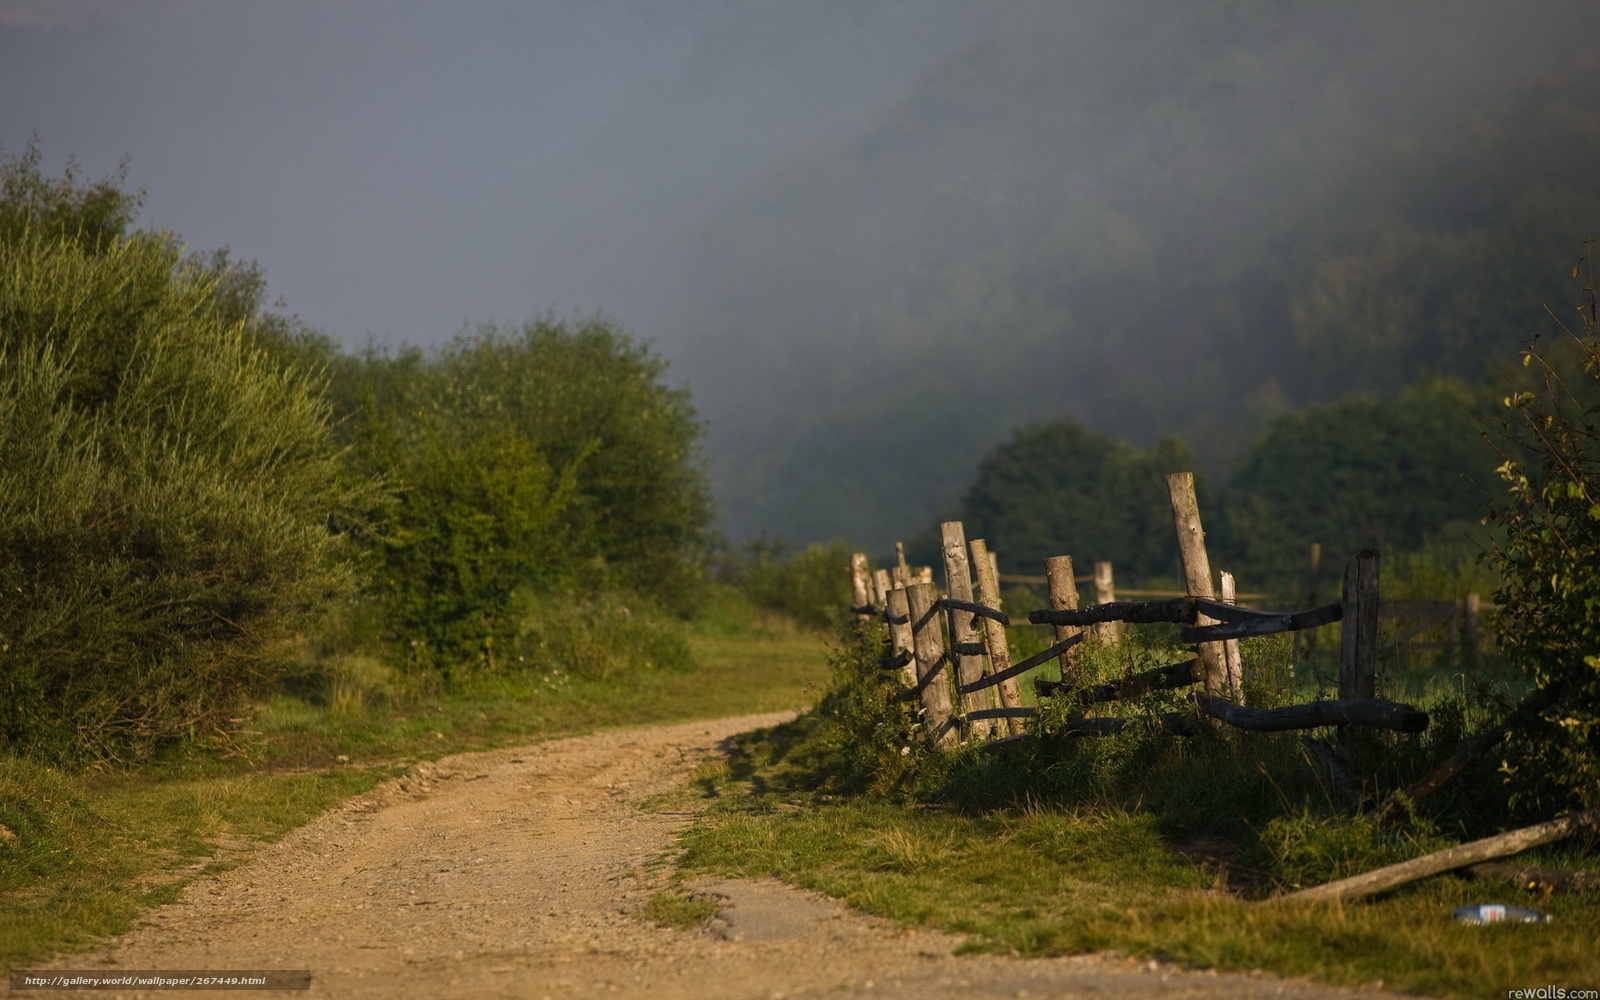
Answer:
[1452,904,1550,925]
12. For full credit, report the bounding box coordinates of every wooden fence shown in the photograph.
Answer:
[848,472,1447,748]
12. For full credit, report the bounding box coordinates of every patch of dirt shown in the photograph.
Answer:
[43,713,1415,998]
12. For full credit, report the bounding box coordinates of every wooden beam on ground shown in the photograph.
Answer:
[1275,809,1600,903]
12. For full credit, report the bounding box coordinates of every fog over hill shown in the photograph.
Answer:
[4,1,1597,549]
[663,0,1600,546]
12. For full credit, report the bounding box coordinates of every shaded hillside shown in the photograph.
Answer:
[665,0,1600,546]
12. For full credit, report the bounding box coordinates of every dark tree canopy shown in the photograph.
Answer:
[959,419,1198,581]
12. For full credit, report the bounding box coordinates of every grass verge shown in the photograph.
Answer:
[0,606,830,973]
[666,624,1600,1000]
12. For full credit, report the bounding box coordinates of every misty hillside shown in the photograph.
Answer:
[663,0,1600,547]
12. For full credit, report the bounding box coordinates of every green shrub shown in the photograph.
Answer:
[1484,244,1600,810]
[510,592,693,680]
[724,537,853,631]
[0,155,366,761]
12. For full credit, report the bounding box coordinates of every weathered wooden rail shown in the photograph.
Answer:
[846,471,1436,747]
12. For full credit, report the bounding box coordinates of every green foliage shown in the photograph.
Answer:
[1485,244,1600,809]
[960,419,1199,580]
[0,159,366,761]
[1218,379,1497,588]
[509,592,693,680]
[335,319,713,669]
[0,142,139,253]
[721,537,853,632]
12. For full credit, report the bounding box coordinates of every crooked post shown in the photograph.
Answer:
[885,585,917,687]
[1166,472,1227,696]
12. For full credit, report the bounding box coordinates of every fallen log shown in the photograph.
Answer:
[1371,683,1565,822]
[1462,862,1600,894]
[1193,693,1429,733]
[1275,808,1600,903]
[1034,657,1199,702]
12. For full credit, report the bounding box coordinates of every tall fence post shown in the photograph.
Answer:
[894,542,911,587]
[1219,570,1245,702]
[970,537,1026,736]
[849,552,873,620]
[940,520,992,738]
[1044,555,1083,687]
[1462,591,1480,670]
[885,585,917,687]
[1339,548,1380,701]
[907,581,956,747]
[1165,472,1228,697]
[1093,560,1123,645]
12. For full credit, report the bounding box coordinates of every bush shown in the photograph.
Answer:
[722,537,853,631]
[336,319,713,670]
[0,156,365,760]
[1485,243,1600,810]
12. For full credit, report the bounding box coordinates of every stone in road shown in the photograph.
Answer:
[46,713,1411,998]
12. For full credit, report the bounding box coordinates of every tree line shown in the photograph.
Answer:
[0,148,711,761]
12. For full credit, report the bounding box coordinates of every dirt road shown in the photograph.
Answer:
[42,713,1410,998]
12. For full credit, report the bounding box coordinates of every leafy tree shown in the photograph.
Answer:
[959,419,1198,581]
[0,152,367,759]
[339,319,712,669]
[1218,379,1495,589]
[1485,245,1600,810]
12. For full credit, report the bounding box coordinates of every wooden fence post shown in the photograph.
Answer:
[849,552,873,620]
[885,585,917,687]
[1219,570,1245,702]
[916,566,934,585]
[907,581,956,747]
[872,569,891,612]
[970,538,1026,736]
[940,520,993,738]
[894,542,911,587]
[1339,548,1380,701]
[1044,555,1083,686]
[1297,542,1324,658]
[1165,472,1228,696]
[1093,560,1123,645]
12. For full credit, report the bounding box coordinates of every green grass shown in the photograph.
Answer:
[660,616,1600,1000]
[643,889,719,929]
[0,607,830,973]
[672,716,1600,999]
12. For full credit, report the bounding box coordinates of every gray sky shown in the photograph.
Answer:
[0,0,973,343]
[5,1,1596,548]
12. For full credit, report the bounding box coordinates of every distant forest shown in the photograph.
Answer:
[667,0,1600,557]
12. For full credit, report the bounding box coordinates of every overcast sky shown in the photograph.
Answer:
[0,0,974,344]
